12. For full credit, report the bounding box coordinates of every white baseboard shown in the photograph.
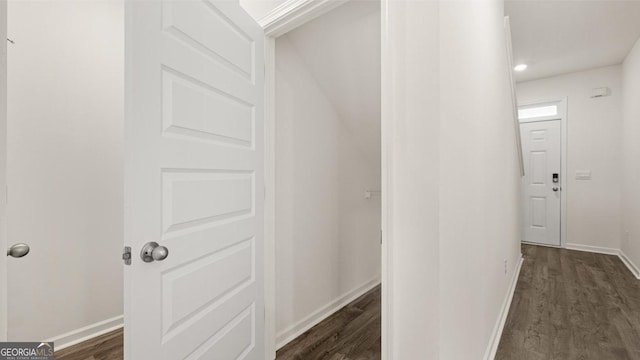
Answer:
[275,276,381,350]
[566,243,619,255]
[484,255,524,360]
[48,315,124,352]
[564,243,640,280]
[619,249,640,280]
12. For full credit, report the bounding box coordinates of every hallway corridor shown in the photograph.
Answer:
[496,245,640,359]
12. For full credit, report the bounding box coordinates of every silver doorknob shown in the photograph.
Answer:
[553,187,559,192]
[140,242,169,263]
[7,243,30,258]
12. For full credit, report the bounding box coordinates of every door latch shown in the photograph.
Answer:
[122,246,132,265]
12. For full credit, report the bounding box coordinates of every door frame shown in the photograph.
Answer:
[518,97,568,248]
[259,0,388,358]
[0,0,7,342]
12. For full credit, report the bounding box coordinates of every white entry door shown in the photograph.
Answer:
[520,120,561,246]
[124,0,265,359]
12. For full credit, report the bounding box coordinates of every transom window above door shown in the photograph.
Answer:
[518,104,558,120]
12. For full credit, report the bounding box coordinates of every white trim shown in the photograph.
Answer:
[259,0,348,37]
[263,35,277,360]
[618,250,640,279]
[47,315,124,352]
[565,243,619,256]
[0,0,7,342]
[503,17,524,176]
[380,0,392,359]
[563,243,640,280]
[560,98,568,249]
[518,97,568,248]
[275,277,380,349]
[484,255,524,360]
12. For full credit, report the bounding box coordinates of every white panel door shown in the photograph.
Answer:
[124,0,264,358]
[520,120,561,246]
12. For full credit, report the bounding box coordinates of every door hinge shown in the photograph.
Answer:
[122,246,132,265]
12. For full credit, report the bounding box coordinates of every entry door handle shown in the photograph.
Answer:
[552,187,559,192]
[140,242,169,262]
[7,243,30,258]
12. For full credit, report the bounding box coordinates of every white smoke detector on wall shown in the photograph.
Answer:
[591,87,611,98]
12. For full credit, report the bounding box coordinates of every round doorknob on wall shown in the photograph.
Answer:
[7,243,30,258]
[140,242,169,263]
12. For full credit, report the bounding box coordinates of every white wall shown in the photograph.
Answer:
[517,66,623,251]
[622,38,640,272]
[275,36,381,345]
[382,1,441,358]
[284,0,381,173]
[383,0,522,358]
[439,1,522,359]
[7,0,123,343]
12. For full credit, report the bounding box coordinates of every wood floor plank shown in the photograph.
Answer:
[56,244,640,360]
[54,328,123,360]
[276,286,381,360]
[496,245,640,360]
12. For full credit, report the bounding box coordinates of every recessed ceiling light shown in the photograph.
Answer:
[514,64,528,72]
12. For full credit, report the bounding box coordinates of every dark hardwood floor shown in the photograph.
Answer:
[54,328,123,360]
[276,286,381,360]
[49,287,381,360]
[48,244,640,359]
[496,244,640,360]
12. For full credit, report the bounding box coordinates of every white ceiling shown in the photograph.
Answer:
[284,0,381,171]
[505,0,640,82]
